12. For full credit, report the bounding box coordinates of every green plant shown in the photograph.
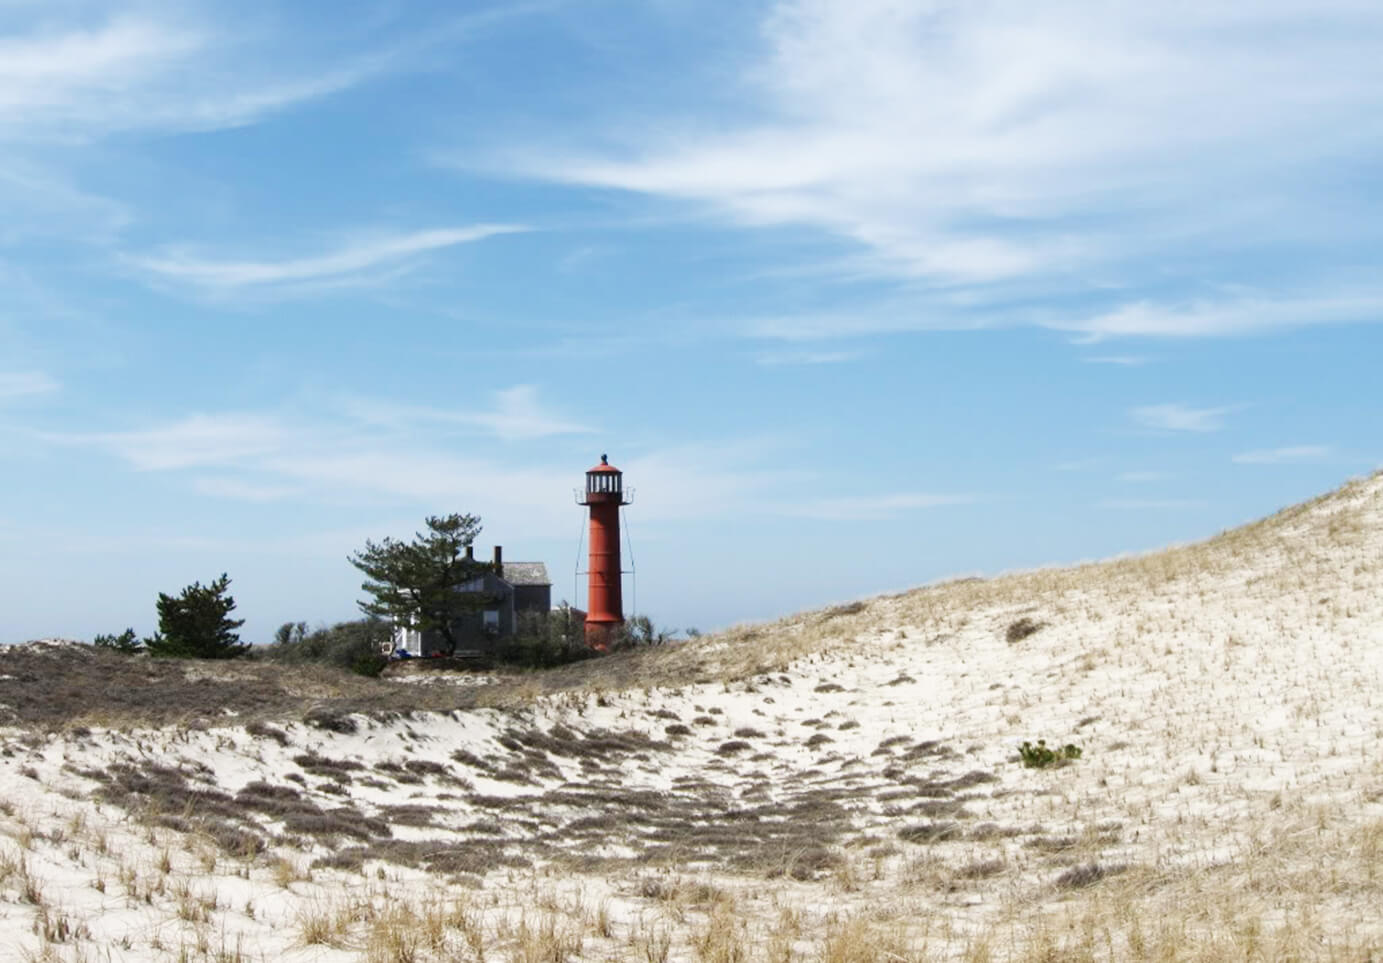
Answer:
[1018,739,1082,768]
[264,619,391,676]
[145,574,249,659]
[93,628,143,655]
[274,621,308,647]
[495,605,597,668]
[348,513,490,656]
[1005,617,1045,643]
[608,614,674,650]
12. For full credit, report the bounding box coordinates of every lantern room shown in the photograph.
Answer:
[582,454,629,504]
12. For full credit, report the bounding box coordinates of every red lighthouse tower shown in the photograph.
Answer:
[579,454,631,650]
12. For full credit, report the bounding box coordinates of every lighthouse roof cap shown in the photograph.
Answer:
[587,453,621,473]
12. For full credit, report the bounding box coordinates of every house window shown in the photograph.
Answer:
[483,609,499,630]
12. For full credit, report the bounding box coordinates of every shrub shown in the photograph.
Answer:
[244,721,290,746]
[1056,862,1125,889]
[1005,617,1045,644]
[1018,740,1082,768]
[820,601,866,621]
[898,821,961,843]
[92,628,143,655]
[606,614,676,650]
[494,607,596,668]
[956,858,1006,880]
[263,618,390,676]
[303,708,359,734]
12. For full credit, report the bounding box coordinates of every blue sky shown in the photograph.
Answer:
[3,0,1382,644]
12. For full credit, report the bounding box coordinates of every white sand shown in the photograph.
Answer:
[1,472,1381,960]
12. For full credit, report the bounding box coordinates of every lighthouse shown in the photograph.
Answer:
[578,454,631,650]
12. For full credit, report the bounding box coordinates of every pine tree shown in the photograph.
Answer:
[92,628,143,655]
[145,574,250,659]
[348,514,487,656]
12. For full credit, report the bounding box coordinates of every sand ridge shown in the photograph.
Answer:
[1,472,1380,960]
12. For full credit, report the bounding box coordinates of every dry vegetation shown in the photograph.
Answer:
[1,472,1382,960]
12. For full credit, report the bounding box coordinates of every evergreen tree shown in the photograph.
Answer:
[348,514,487,656]
[92,628,143,655]
[145,574,249,659]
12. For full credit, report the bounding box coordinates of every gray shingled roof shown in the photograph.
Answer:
[501,562,550,586]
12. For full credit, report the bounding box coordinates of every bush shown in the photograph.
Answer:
[1018,740,1082,769]
[263,618,390,676]
[92,628,143,655]
[607,614,674,650]
[1056,862,1124,889]
[898,821,962,843]
[1006,617,1045,644]
[492,606,596,669]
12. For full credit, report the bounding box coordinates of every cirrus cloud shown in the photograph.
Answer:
[0,371,59,399]
[781,492,980,522]
[130,225,527,292]
[1131,403,1239,433]
[484,0,1383,338]
[1232,445,1332,465]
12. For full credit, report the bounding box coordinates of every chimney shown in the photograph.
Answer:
[465,545,474,561]
[493,545,503,573]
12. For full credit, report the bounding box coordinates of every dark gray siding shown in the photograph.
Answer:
[403,560,552,657]
[513,583,551,615]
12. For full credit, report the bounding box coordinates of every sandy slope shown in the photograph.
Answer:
[1,473,1381,961]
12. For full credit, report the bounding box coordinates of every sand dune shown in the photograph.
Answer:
[2,472,1381,961]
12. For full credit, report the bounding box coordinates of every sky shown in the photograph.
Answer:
[3,0,1382,645]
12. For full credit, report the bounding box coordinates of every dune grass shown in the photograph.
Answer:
[1,471,1380,960]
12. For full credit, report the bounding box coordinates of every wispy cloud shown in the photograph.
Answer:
[40,404,817,536]
[492,0,1383,312]
[258,450,574,523]
[64,413,293,471]
[131,225,526,291]
[1131,403,1237,433]
[1232,445,1332,465]
[616,442,807,523]
[0,371,59,399]
[459,385,592,440]
[755,347,867,366]
[1058,292,1383,341]
[0,17,202,139]
[59,383,590,478]
[0,3,549,267]
[737,301,992,342]
[0,9,421,144]
[0,162,131,244]
[782,492,978,521]
[192,477,302,502]
[44,409,582,534]
[340,385,592,441]
[1084,355,1149,366]
[1098,498,1207,510]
